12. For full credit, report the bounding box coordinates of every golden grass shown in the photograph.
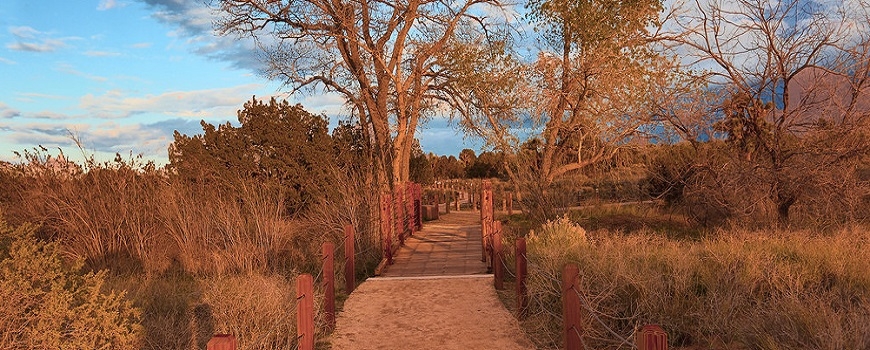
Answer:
[515,217,870,349]
[0,156,380,349]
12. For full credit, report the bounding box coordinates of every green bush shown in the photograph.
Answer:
[0,217,141,349]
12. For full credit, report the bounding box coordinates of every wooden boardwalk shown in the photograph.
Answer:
[329,210,533,350]
[382,210,487,277]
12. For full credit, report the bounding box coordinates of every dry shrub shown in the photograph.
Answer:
[301,164,382,278]
[522,219,870,349]
[201,274,299,350]
[1,152,342,349]
[118,272,305,350]
[158,181,309,275]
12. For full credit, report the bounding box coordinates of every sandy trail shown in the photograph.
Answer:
[329,211,533,350]
[329,275,533,350]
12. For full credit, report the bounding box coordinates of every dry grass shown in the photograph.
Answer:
[0,152,380,349]
[512,216,870,349]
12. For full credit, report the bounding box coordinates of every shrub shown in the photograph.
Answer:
[0,217,141,349]
[522,221,870,349]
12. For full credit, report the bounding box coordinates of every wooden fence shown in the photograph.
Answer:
[205,182,424,350]
[475,179,669,350]
[204,179,668,350]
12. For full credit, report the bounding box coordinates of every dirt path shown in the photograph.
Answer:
[329,211,533,349]
[329,275,532,350]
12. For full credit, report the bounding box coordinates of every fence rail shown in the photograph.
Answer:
[203,179,667,350]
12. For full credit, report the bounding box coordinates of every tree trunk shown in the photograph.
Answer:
[776,194,795,226]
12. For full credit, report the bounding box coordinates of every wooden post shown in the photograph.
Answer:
[563,264,583,350]
[493,221,503,290]
[207,334,236,350]
[406,184,415,234]
[507,192,513,216]
[344,225,355,294]
[322,242,335,332]
[516,237,528,319]
[296,274,315,350]
[414,184,423,230]
[481,181,493,262]
[445,190,450,214]
[455,190,460,211]
[636,325,668,350]
[380,193,393,265]
[394,187,405,246]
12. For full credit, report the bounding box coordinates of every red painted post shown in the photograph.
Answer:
[636,325,668,350]
[493,221,503,290]
[481,181,493,262]
[406,183,415,234]
[344,224,355,294]
[516,237,528,319]
[445,190,451,214]
[507,192,513,216]
[207,334,236,350]
[296,274,315,350]
[563,264,583,350]
[380,193,393,264]
[394,187,405,246]
[322,242,335,332]
[414,184,423,230]
[455,190,460,211]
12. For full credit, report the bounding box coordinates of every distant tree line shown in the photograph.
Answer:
[408,147,508,185]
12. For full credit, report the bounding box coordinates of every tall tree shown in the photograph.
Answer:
[443,0,669,220]
[663,0,870,224]
[214,0,511,188]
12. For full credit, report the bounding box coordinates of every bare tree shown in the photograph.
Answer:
[662,0,870,224]
[442,0,672,221]
[214,0,513,187]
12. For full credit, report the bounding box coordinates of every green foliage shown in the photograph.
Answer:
[169,97,334,213]
[465,151,506,179]
[409,140,434,185]
[430,155,465,180]
[0,217,141,349]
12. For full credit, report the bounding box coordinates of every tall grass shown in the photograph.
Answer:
[0,151,379,349]
[519,218,870,349]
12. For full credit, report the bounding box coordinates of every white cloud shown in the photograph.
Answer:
[6,26,78,53]
[0,57,15,65]
[78,84,271,119]
[97,0,124,11]
[0,119,175,164]
[55,63,109,82]
[0,102,21,119]
[84,50,122,57]
[9,26,40,39]
[130,42,153,49]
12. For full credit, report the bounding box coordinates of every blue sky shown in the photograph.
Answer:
[0,0,478,165]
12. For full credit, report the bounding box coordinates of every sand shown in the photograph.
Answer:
[329,275,534,350]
